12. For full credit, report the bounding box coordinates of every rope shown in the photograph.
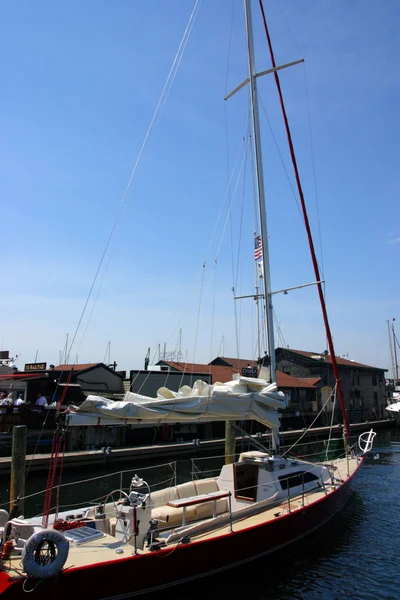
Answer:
[324,386,338,461]
[54,437,67,522]
[41,370,73,527]
[257,0,350,441]
[60,1,201,364]
[42,433,62,528]
[22,577,43,593]
[282,386,336,457]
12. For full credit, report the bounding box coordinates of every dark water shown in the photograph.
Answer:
[1,429,399,599]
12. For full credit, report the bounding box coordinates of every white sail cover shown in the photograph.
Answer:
[66,376,287,429]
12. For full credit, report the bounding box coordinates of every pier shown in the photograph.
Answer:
[0,419,392,475]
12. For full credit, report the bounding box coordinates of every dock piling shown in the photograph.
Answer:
[10,425,27,516]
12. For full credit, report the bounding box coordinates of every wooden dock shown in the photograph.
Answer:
[0,419,392,475]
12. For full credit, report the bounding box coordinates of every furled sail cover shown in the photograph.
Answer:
[66,376,287,429]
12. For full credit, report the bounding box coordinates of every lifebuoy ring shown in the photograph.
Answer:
[22,528,69,579]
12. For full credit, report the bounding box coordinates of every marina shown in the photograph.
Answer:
[0,0,398,598]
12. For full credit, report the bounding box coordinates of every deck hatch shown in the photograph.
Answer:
[64,526,105,545]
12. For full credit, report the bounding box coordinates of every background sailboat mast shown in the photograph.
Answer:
[244,0,276,383]
[387,319,396,382]
[392,319,399,382]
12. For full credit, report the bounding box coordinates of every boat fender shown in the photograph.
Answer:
[22,529,69,579]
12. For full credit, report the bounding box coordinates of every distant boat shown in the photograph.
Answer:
[0,1,375,598]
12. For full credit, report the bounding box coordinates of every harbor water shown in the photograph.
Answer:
[166,435,400,600]
[0,427,399,599]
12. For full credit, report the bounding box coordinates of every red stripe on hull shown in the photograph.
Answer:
[0,461,362,600]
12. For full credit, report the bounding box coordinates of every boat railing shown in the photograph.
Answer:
[2,461,177,517]
[190,436,359,480]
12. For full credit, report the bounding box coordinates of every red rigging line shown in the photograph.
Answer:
[42,368,73,527]
[257,0,350,440]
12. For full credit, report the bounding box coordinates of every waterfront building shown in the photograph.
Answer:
[274,348,387,422]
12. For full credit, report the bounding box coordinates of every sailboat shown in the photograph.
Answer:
[0,2,375,598]
[386,319,400,424]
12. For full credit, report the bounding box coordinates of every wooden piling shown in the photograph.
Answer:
[225,421,236,464]
[10,425,27,515]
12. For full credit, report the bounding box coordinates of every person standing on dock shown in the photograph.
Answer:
[14,394,25,406]
[35,392,47,407]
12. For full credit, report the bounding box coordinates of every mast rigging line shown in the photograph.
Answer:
[257,0,350,441]
[141,135,247,377]
[64,0,201,362]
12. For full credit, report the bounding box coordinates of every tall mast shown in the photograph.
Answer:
[392,319,399,383]
[387,319,396,383]
[254,233,262,361]
[257,0,350,443]
[244,0,276,383]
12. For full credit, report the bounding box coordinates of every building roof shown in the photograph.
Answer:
[158,361,240,383]
[277,373,321,389]
[216,351,384,371]
[159,361,320,389]
[52,363,100,372]
[278,348,386,371]
[209,357,259,370]
[51,363,123,378]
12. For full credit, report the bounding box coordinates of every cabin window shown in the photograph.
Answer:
[278,471,319,491]
[234,463,258,501]
[283,366,291,375]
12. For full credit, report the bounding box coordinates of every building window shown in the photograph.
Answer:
[372,372,377,386]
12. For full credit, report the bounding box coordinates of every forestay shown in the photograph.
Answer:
[66,376,286,429]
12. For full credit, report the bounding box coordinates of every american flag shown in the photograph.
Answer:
[254,235,263,261]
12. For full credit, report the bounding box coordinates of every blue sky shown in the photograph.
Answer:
[0,0,399,375]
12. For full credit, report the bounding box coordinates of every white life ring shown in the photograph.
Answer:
[22,528,69,579]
